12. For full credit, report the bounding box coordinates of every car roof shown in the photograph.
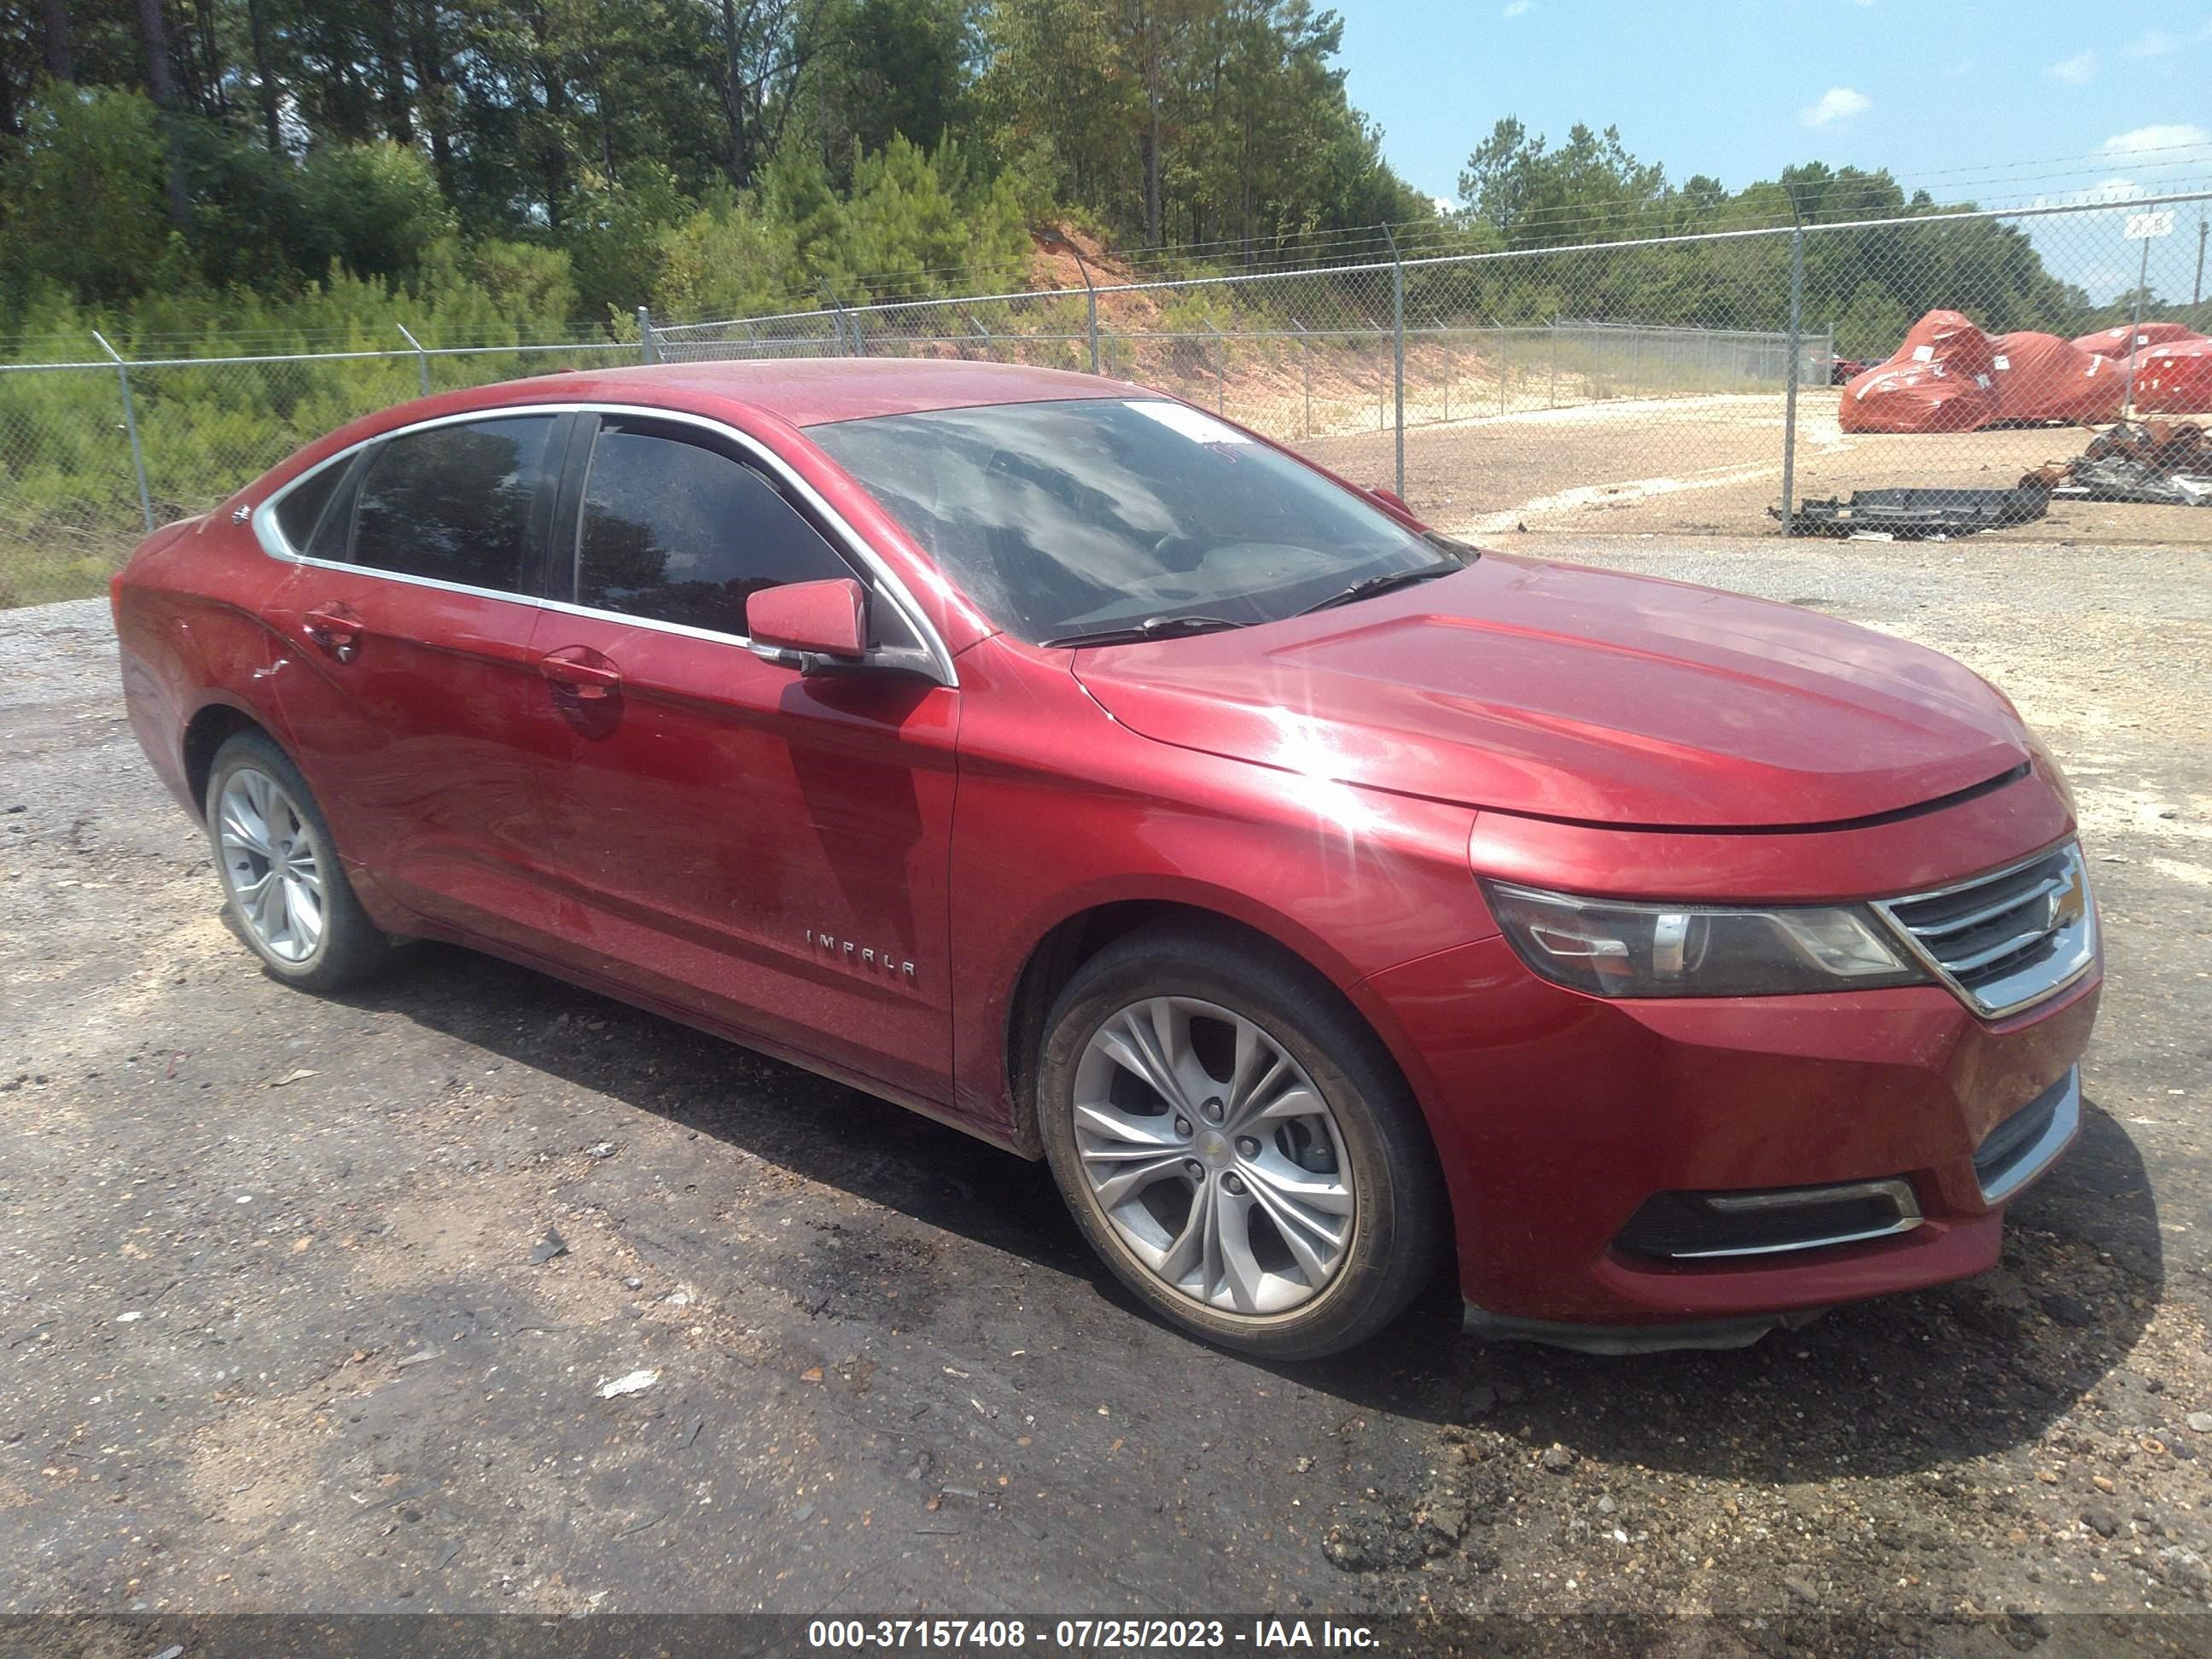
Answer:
[474,358,1138,429]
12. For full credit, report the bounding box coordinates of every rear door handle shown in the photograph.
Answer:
[302,601,362,659]
[536,645,621,700]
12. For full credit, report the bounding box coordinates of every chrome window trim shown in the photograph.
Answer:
[1871,841,2098,1020]
[247,400,958,687]
[535,593,836,671]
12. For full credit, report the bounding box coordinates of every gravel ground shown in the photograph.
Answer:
[3,533,2210,1647]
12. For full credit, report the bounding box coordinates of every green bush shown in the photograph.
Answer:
[0,257,607,603]
[0,88,171,306]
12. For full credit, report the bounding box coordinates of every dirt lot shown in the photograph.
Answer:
[1297,389,2212,546]
[3,534,2211,1646]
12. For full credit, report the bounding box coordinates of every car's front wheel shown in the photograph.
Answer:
[1037,923,1447,1359]
[205,730,390,992]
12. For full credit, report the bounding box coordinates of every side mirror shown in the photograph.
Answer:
[748,578,868,670]
[1368,484,1418,521]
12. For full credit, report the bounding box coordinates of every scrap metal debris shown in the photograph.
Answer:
[1775,482,2052,538]
[1778,419,2211,537]
[2029,419,2212,508]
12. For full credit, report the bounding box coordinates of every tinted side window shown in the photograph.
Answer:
[575,425,850,635]
[349,416,556,592]
[306,459,362,564]
[272,457,348,552]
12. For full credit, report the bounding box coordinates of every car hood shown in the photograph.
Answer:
[1068,555,2034,829]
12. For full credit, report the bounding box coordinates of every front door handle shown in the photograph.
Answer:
[302,601,362,660]
[536,644,621,700]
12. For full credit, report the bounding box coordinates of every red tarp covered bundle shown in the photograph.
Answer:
[1839,311,1999,434]
[1987,331,2126,424]
[2072,322,2204,359]
[2129,339,2212,415]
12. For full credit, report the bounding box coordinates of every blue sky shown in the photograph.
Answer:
[1332,0,2212,300]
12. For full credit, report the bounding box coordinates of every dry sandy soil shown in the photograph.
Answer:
[3,533,2210,1654]
[1293,389,2212,547]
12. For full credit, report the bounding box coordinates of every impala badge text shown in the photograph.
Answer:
[806,929,917,982]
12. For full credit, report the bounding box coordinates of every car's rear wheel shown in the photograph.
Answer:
[205,731,390,992]
[1037,923,1447,1359]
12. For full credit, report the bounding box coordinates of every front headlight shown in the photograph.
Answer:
[1481,880,1929,998]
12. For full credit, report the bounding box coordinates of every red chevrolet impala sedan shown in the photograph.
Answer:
[112,360,2099,1358]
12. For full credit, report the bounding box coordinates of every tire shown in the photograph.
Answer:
[1037,922,1447,1359]
[204,729,392,992]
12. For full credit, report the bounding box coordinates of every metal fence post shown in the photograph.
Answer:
[1203,319,1226,413]
[1779,219,1806,538]
[1496,324,1507,416]
[1382,224,1406,499]
[637,306,660,365]
[1291,319,1313,438]
[93,330,155,534]
[1443,333,1453,422]
[821,290,865,358]
[1548,323,1558,409]
[396,323,432,397]
[1072,247,1101,375]
[2122,232,2151,416]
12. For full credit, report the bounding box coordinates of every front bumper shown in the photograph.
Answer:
[1358,934,2099,1344]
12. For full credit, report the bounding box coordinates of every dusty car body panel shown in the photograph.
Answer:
[1068,552,2035,828]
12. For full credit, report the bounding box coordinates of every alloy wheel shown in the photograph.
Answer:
[216,766,326,964]
[1071,995,1354,1315]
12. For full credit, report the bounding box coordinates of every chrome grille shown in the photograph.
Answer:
[1874,843,2097,1018]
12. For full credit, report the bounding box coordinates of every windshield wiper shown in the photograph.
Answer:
[1295,559,1462,617]
[1040,614,1247,648]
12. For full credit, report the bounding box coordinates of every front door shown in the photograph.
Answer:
[263,411,572,948]
[516,413,960,1102]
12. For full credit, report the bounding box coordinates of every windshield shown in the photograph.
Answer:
[808,398,1445,643]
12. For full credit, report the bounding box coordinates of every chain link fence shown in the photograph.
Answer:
[7,189,2209,608]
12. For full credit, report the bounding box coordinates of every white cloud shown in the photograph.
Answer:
[1502,0,1529,15]
[2123,29,2180,57]
[1799,86,1870,128]
[2047,50,2098,84]
[2103,123,2212,154]
[1431,195,1456,215]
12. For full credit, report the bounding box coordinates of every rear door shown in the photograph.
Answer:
[515,412,960,1102]
[263,411,573,944]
